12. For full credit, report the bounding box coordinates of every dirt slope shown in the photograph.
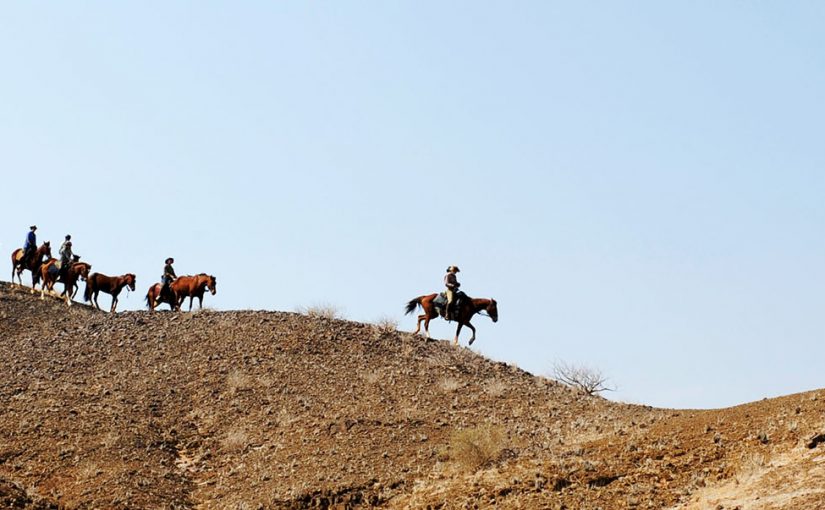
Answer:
[1,281,824,509]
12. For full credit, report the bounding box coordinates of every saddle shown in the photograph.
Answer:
[14,250,25,263]
[435,291,466,320]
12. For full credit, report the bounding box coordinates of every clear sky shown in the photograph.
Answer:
[2,2,824,409]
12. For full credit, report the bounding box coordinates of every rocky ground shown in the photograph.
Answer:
[1,280,824,509]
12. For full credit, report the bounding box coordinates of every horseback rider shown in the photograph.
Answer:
[22,225,37,264]
[444,265,461,320]
[58,235,74,278]
[161,257,177,301]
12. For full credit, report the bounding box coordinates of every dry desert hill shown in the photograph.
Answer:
[1,280,824,509]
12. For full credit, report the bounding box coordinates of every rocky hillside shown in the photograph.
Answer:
[1,281,824,509]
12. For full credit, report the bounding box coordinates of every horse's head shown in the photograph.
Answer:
[487,299,498,323]
[75,262,92,280]
[207,275,217,295]
[40,242,52,260]
[125,273,137,292]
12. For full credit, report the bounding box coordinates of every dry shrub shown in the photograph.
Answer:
[227,369,253,394]
[373,316,399,333]
[222,429,249,453]
[449,424,505,471]
[485,379,508,397]
[551,360,613,395]
[439,377,462,392]
[297,303,342,320]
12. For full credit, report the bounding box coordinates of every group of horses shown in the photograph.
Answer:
[10,242,497,345]
[10,242,216,313]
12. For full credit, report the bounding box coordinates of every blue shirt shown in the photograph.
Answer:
[24,231,36,250]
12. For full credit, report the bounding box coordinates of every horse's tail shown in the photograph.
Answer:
[405,296,423,315]
[83,274,93,302]
[145,288,152,309]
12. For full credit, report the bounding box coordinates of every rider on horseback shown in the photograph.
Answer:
[58,235,74,279]
[161,257,177,301]
[444,265,460,321]
[22,225,37,264]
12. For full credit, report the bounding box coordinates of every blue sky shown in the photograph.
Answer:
[2,2,824,409]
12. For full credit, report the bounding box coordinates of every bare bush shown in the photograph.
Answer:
[296,303,342,320]
[551,360,613,395]
[449,424,505,472]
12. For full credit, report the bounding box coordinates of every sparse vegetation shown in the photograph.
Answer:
[296,303,342,320]
[222,429,250,453]
[373,316,399,333]
[448,424,506,472]
[551,360,613,395]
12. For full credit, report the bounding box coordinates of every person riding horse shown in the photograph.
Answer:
[160,257,177,302]
[58,235,75,280]
[444,265,461,320]
[22,225,37,265]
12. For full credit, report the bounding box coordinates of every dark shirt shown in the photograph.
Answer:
[164,264,177,279]
[24,231,36,250]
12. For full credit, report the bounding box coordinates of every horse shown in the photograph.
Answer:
[40,260,92,306]
[145,282,178,311]
[10,242,51,290]
[84,272,136,313]
[172,273,217,311]
[405,292,498,346]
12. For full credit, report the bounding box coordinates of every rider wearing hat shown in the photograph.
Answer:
[444,265,461,320]
[161,257,177,299]
[22,225,37,264]
[58,235,74,279]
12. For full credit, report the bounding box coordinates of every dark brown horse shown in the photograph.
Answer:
[173,273,217,311]
[10,242,51,290]
[84,272,136,313]
[405,293,498,345]
[40,260,92,306]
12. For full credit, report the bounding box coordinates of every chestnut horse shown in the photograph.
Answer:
[84,272,136,313]
[10,242,51,290]
[405,293,498,346]
[145,282,178,311]
[145,273,216,312]
[173,273,217,311]
[40,260,92,306]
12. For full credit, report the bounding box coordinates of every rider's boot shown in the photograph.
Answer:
[445,303,451,321]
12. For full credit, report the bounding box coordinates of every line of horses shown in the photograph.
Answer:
[10,242,216,313]
[10,243,498,345]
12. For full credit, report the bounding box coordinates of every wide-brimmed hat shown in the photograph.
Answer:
[65,234,71,240]
[165,257,174,264]
[447,265,460,273]
[30,225,37,230]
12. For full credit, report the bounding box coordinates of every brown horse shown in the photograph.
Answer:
[173,273,217,311]
[405,293,498,345]
[84,272,136,313]
[145,282,178,311]
[40,260,92,306]
[10,242,51,290]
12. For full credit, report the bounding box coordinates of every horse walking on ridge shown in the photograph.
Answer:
[172,273,217,311]
[85,273,136,313]
[146,273,216,312]
[145,282,178,311]
[405,293,498,346]
[40,260,92,306]
[10,242,51,290]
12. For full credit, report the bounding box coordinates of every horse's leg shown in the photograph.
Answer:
[465,321,477,346]
[414,314,425,335]
[189,295,194,312]
[197,294,203,310]
[111,294,118,313]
